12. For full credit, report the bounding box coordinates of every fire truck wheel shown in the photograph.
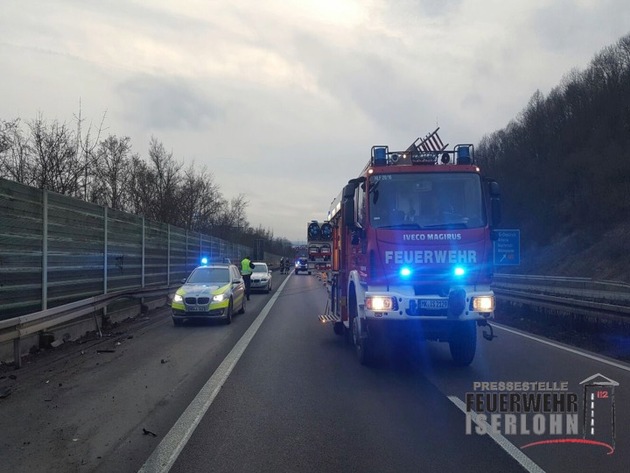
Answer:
[449,320,476,366]
[352,317,372,365]
[343,322,353,344]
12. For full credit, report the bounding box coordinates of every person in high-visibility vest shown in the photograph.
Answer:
[240,256,255,300]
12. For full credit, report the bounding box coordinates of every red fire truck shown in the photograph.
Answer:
[320,129,501,366]
[307,220,333,272]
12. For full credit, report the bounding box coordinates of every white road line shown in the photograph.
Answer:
[447,395,546,473]
[138,273,292,473]
[492,323,630,372]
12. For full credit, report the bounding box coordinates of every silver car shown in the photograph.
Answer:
[250,262,272,293]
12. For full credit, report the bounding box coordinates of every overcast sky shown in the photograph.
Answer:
[2,1,629,242]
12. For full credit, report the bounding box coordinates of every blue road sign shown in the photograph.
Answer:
[494,229,520,266]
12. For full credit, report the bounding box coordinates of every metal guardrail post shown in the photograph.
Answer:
[141,216,146,288]
[99,206,108,338]
[14,338,21,369]
[42,189,48,311]
[104,207,108,294]
[1,285,179,368]
[167,224,171,287]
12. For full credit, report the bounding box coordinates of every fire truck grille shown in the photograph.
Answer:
[413,284,450,297]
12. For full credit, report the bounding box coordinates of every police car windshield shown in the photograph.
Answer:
[369,172,486,230]
[187,267,230,284]
[252,264,268,273]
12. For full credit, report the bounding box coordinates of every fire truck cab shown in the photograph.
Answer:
[322,130,501,366]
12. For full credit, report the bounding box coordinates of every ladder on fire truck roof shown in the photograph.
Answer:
[406,127,449,155]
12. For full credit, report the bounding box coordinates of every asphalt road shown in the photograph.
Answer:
[1,271,629,473]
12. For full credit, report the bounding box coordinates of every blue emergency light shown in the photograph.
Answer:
[454,266,466,277]
[372,146,388,166]
[399,266,412,278]
[201,257,208,265]
[456,145,472,165]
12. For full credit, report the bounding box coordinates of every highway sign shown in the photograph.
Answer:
[494,229,520,266]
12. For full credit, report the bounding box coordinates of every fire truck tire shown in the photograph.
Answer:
[343,322,353,344]
[333,322,344,336]
[449,320,476,366]
[352,317,373,365]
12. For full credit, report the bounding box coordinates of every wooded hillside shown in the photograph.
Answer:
[476,32,630,281]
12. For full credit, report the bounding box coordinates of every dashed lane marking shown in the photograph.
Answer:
[138,274,293,473]
[448,395,546,473]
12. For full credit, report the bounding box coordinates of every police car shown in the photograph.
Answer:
[294,257,310,275]
[171,262,246,326]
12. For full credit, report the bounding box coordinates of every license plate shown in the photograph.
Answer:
[419,299,448,310]
[187,306,207,312]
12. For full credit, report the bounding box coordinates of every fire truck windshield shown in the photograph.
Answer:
[369,172,486,229]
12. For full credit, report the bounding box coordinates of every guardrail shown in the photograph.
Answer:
[0,285,177,368]
[4,273,630,369]
[492,273,630,322]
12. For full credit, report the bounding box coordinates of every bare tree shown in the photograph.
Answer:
[28,115,84,196]
[91,135,132,210]
[74,101,108,201]
[0,119,33,184]
[229,193,249,231]
[126,154,156,217]
[177,164,224,231]
[148,137,182,224]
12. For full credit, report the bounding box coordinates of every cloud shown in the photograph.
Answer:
[3,0,630,241]
[528,0,630,56]
[117,76,223,130]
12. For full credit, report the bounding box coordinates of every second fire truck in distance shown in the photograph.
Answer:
[307,220,333,272]
[321,129,501,366]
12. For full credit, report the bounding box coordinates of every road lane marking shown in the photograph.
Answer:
[493,323,630,373]
[138,273,292,473]
[447,395,546,473]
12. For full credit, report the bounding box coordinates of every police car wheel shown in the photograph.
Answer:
[224,299,233,325]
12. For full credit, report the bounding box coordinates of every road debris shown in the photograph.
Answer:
[142,428,157,437]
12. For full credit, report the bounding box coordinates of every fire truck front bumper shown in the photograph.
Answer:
[362,288,495,322]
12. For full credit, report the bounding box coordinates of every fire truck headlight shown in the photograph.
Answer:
[471,295,495,312]
[366,296,398,312]
[399,266,412,278]
[453,266,466,277]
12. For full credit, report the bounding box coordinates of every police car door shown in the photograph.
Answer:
[231,265,245,305]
